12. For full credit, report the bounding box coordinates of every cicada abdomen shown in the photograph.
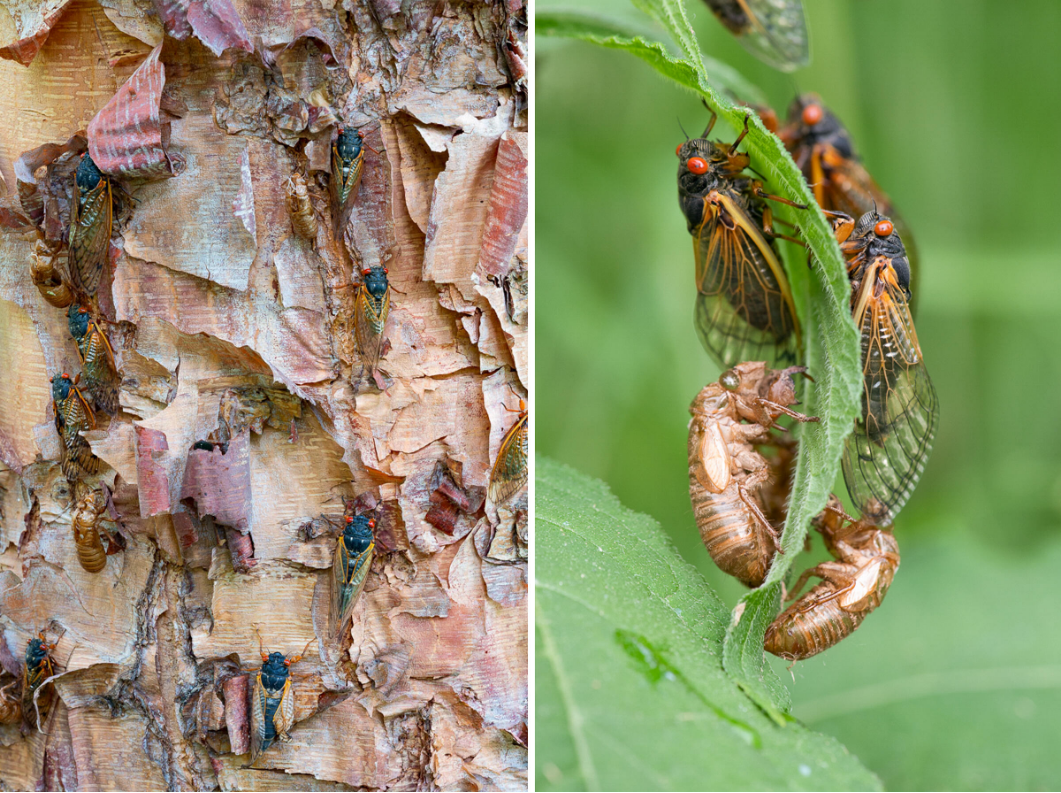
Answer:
[30,239,74,308]
[688,362,817,587]
[67,152,113,298]
[702,0,809,72]
[248,632,313,766]
[285,173,318,241]
[332,515,375,642]
[22,634,55,731]
[67,304,119,414]
[677,114,805,370]
[331,127,365,215]
[0,679,21,725]
[51,372,101,482]
[488,399,528,507]
[72,488,121,573]
[354,266,391,369]
[764,496,900,660]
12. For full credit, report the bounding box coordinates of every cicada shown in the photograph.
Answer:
[30,238,74,308]
[248,631,313,766]
[677,114,805,370]
[0,678,20,725]
[331,127,365,212]
[688,362,817,587]
[834,211,938,524]
[67,304,119,414]
[778,94,920,300]
[22,634,56,730]
[67,152,113,298]
[764,496,899,660]
[285,172,318,241]
[701,0,809,72]
[72,488,122,573]
[488,399,528,506]
[332,514,375,642]
[354,266,391,369]
[51,372,101,482]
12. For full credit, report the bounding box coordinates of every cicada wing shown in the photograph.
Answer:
[842,274,938,525]
[488,414,528,505]
[692,193,800,370]
[249,672,269,764]
[731,0,809,72]
[68,181,112,296]
[273,678,295,740]
[331,146,364,210]
[332,537,375,640]
[354,285,390,365]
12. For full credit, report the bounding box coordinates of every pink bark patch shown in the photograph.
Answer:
[477,132,528,279]
[0,1,72,66]
[151,0,252,56]
[135,425,171,517]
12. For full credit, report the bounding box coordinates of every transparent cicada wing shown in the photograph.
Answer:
[354,284,390,365]
[842,265,938,524]
[68,179,112,296]
[331,143,364,209]
[332,536,374,640]
[488,412,528,505]
[705,0,809,72]
[692,191,800,370]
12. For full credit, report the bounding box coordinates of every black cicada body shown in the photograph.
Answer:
[22,634,55,730]
[68,152,113,297]
[68,304,119,414]
[488,400,528,507]
[834,212,938,525]
[702,0,809,72]
[354,266,391,368]
[331,127,365,212]
[51,372,101,481]
[332,515,375,642]
[248,634,312,766]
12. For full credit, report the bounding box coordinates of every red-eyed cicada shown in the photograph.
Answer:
[67,152,113,297]
[331,127,365,213]
[701,0,809,72]
[71,488,123,574]
[332,514,375,642]
[67,304,120,414]
[778,94,920,300]
[354,265,391,370]
[248,631,313,766]
[22,634,56,731]
[688,362,817,587]
[764,495,899,660]
[51,372,101,482]
[833,211,938,524]
[677,114,806,370]
[488,399,528,507]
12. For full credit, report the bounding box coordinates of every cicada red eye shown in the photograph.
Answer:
[368,519,376,528]
[345,516,353,524]
[62,372,70,379]
[801,103,823,126]
[687,157,709,175]
[874,220,894,237]
[675,144,683,156]
[383,268,388,274]
[362,268,371,276]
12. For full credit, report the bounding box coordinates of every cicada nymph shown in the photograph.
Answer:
[677,114,806,370]
[701,0,809,72]
[688,362,817,587]
[51,372,101,482]
[331,126,365,217]
[248,631,313,766]
[67,304,120,414]
[71,488,123,573]
[29,238,74,308]
[0,678,20,725]
[778,94,920,299]
[332,514,375,642]
[764,496,899,660]
[285,172,318,241]
[22,634,56,730]
[354,265,391,371]
[834,211,938,524]
[67,152,113,297]
[488,399,528,507]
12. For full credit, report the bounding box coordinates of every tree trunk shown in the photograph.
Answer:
[0,0,528,789]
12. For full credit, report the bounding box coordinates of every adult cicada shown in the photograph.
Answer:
[677,114,805,370]
[332,514,375,642]
[764,495,899,660]
[67,152,113,297]
[701,0,809,72]
[778,94,920,299]
[67,304,119,414]
[834,211,938,524]
[248,631,313,766]
[22,634,56,730]
[354,266,391,370]
[51,372,101,482]
[331,127,365,213]
[688,362,816,587]
[71,488,123,573]
[488,399,528,507]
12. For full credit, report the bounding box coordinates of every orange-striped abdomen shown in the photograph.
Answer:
[764,583,866,660]
[689,473,773,588]
[73,490,108,573]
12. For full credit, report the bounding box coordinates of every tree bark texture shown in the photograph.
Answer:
[0,0,528,789]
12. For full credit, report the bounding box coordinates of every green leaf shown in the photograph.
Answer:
[535,1,862,721]
[535,457,882,791]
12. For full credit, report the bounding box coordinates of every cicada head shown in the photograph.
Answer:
[76,152,104,193]
[783,94,855,158]
[51,373,72,402]
[851,211,912,297]
[260,651,289,689]
[67,304,90,340]
[363,265,389,297]
[26,636,50,667]
[343,514,375,554]
[335,127,363,162]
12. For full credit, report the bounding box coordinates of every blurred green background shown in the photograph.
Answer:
[537,0,1061,788]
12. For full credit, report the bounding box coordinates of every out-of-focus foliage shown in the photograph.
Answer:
[537,0,1061,788]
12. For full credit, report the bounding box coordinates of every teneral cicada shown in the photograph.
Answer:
[68,152,113,298]
[30,238,74,309]
[834,211,938,524]
[488,399,528,507]
[67,304,119,414]
[354,266,391,370]
[51,372,101,482]
[285,172,318,241]
[764,495,899,660]
[248,631,313,766]
[701,0,809,72]
[677,114,806,370]
[331,127,365,213]
[22,634,56,730]
[688,362,817,587]
[72,488,122,573]
[778,94,920,299]
[0,678,20,725]
[332,514,375,642]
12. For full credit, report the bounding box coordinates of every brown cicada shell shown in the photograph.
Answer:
[285,173,318,241]
[764,495,900,661]
[688,362,817,587]
[29,238,74,308]
[0,679,21,725]
[72,488,122,573]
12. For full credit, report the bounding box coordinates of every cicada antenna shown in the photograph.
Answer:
[253,625,267,662]
[677,118,690,142]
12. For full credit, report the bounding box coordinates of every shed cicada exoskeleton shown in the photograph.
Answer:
[488,399,528,507]
[0,678,20,725]
[30,238,74,309]
[765,495,899,660]
[677,114,806,370]
[51,372,101,482]
[285,172,318,242]
[701,0,809,72]
[67,152,113,298]
[834,211,938,524]
[67,304,119,414]
[71,488,123,573]
[354,265,391,371]
[688,362,817,587]
[332,514,375,642]
[248,630,313,766]
[22,634,56,730]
